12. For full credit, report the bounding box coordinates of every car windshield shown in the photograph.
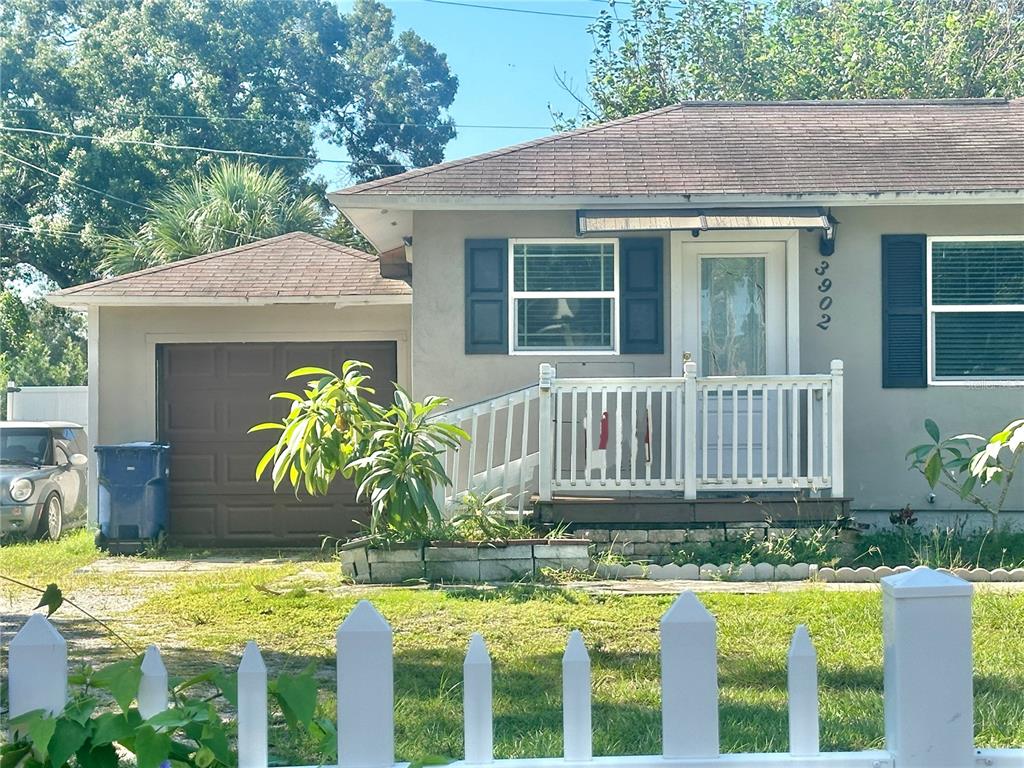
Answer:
[0,428,52,466]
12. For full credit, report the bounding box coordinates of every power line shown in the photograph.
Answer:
[3,105,553,132]
[0,147,260,244]
[0,148,155,213]
[0,222,90,240]
[0,125,398,167]
[422,0,603,20]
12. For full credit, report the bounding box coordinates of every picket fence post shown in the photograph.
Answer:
[882,567,974,768]
[787,624,819,756]
[464,633,494,764]
[661,591,719,758]
[138,644,169,718]
[538,363,555,502]
[337,600,394,768]
[8,613,67,719]
[237,641,268,768]
[562,630,592,762]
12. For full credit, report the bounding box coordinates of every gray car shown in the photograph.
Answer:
[0,421,89,540]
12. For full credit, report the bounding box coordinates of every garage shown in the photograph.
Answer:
[158,340,397,544]
[49,232,412,546]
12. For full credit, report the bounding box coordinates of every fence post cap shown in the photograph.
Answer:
[564,629,589,663]
[338,599,391,636]
[683,360,698,376]
[141,644,166,675]
[239,641,266,674]
[661,591,715,626]
[830,359,844,374]
[881,565,973,598]
[11,613,65,648]
[788,625,815,659]
[465,633,490,666]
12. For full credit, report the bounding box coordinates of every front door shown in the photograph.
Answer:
[679,240,789,481]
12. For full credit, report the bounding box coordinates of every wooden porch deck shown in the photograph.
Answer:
[535,493,852,527]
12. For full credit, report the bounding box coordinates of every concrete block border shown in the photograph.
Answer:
[591,562,1024,582]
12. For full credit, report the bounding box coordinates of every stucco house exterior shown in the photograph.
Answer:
[49,232,411,544]
[329,98,1024,525]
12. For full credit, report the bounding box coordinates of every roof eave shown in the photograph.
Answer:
[46,293,411,310]
[330,188,1024,211]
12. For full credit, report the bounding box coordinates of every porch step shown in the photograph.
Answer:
[535,494,853,527]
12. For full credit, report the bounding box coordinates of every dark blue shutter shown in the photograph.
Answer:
[619,237,664,354]
[882,234,927,388]
[465,239,508,354]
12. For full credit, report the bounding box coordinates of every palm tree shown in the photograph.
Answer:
[101,160,325,274]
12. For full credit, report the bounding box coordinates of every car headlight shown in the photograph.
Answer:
[9,478,33,503]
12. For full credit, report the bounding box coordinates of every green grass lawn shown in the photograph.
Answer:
[6,536,1024,764]
[1,529,103,584]
[120,570,1024,764]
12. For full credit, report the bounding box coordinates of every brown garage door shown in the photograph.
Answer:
[157,341,397,545]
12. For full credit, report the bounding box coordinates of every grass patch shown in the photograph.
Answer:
[116,568,1024,764]
[0,529,102,583]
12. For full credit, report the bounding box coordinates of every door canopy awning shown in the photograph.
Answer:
[576,207,835,239]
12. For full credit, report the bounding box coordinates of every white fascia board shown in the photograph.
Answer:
[46,293,411,310]
[330,189,1024,212]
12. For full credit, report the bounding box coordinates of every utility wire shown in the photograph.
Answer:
[3,105,553,132]
[0,125,403,167]
[0,147,260,244]
[421,0,603,20]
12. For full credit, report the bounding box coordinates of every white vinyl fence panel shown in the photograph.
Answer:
[7,567,1005,768]
[5,384,88,433]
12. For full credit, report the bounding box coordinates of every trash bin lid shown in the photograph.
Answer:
[95,441,170,452]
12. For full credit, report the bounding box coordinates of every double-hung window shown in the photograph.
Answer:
[510,240,618,353]
[928,236,1024,383]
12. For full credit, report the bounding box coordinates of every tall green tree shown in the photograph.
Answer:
[0,0,457,288]
[0,289,87,408]
[561,0,1024,125]
[102,160,325,274]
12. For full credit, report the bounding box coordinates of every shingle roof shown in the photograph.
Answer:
[50,232,410,303]
[332,99,1024,199]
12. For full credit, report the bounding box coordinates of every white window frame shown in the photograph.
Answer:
[927,234,1024,387]
[508,238,620,356]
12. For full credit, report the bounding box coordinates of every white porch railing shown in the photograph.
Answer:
[435,385,542,515]
[6,568,997,768]
[436,361,844,507]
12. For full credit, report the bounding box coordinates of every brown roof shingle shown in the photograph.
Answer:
[51,232,410,302]
[332,99,1024,199]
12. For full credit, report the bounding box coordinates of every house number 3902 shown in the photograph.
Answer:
[815,257,833,330]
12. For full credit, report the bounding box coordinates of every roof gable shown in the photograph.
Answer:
[331,99,1024,200]
[50,232,410,306]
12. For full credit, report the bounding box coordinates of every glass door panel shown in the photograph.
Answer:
[700,256,767,376]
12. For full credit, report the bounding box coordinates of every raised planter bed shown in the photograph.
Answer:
[339,537,591,584]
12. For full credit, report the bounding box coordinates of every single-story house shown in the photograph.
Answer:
[328,98,1024,524]
[49,232,411,544]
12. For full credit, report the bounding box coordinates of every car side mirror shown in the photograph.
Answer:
[69,453,88,467]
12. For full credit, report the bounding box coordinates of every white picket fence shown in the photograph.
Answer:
[8,567,1019,767]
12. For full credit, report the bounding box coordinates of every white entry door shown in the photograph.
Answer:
[679,240,789,482]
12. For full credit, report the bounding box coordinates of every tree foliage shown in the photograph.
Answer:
[560,0,1024,125]
[0,290,87,411]
[101,160,326,274]
[0,0,456,287]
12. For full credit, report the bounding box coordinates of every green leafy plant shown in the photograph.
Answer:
[252,361,467,541]
[908,418,1023,527]
[0,581,327,768]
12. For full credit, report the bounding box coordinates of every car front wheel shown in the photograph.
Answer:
[39,494,63,541]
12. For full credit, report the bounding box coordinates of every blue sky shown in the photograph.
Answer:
[323,0,602,187]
